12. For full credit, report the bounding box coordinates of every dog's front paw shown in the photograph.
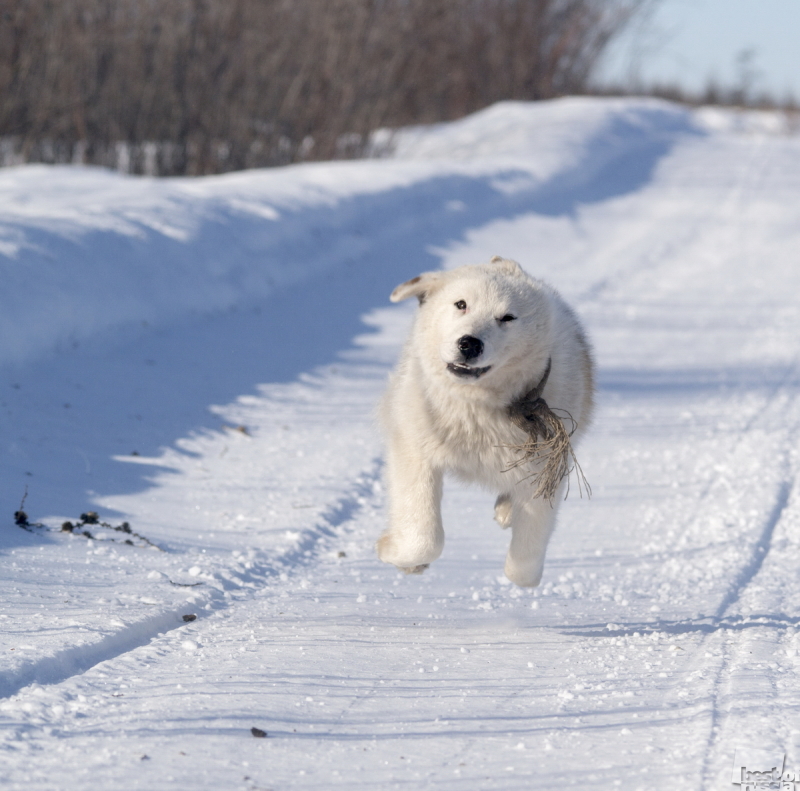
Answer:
[504,555,544,588]
[376,531,441,571]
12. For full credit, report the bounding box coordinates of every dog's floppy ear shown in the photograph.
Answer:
[490,255,524,276]
[390,271,445,305]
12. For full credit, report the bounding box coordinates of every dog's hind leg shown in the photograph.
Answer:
[493,493,513,528]
[376,443,444,574]
[503,490,562,587]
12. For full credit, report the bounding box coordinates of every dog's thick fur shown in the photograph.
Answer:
[377,257,594,587]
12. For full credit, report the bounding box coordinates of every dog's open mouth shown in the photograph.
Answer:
[446,362,492,379]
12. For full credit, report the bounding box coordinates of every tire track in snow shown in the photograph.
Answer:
[271,458,383,574]
[713,477,794,620]
[652,375,800,789]
[0,459,383,703]
[557,367,800,785]
[0,607,202,701]
[559,132,800,787]
[698,412,800,788]
[558,389,800,789]
[630,134,799,623]
[643,363,800,789]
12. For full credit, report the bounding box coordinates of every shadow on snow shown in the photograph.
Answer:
[1,104,703,536]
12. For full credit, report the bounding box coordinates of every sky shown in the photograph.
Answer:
[597,0,800,101]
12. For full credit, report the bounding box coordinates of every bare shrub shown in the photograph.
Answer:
[0,0,646,174]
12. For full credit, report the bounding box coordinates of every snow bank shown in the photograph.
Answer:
[0,97,699,369]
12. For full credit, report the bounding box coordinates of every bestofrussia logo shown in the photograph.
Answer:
[732,750,800,790]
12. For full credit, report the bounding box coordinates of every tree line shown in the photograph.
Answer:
[0,0,643,175]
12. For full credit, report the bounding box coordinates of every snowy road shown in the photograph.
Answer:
[2,99,800,789]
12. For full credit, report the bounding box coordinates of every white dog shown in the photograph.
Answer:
[376,256,594,587]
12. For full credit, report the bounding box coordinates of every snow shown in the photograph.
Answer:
[2,96,800,789]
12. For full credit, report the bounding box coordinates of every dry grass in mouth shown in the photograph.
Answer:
[503,359,590,502]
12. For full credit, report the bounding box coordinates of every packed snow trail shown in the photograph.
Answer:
[1,99,800,789]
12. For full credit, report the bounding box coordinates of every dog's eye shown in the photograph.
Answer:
[499,314,517,323]
[454,300,467,310]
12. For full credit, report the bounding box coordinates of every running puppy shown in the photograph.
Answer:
[377,257,594,587]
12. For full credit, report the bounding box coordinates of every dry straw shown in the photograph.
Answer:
[504,358,590,502]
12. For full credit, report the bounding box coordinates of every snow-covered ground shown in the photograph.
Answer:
[1,97,799,790]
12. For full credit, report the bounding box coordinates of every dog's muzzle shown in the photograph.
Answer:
[447,362,492,379]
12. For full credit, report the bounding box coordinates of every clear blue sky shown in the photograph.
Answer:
[596,0,800,100]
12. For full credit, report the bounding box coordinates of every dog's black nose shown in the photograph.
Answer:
[457,335,483,360]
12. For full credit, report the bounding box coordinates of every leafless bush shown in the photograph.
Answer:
[0,0,646,175]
